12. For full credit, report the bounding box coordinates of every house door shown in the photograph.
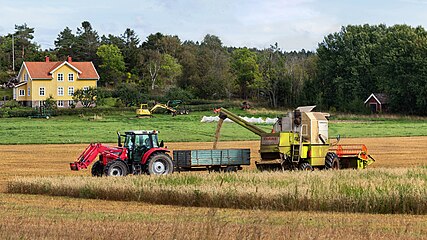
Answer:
[369,103,377,113]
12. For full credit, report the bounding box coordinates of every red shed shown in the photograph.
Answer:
[364,93,388,113]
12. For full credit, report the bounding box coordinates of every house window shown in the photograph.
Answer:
[19,89,25,96]
[58,87,64,96]
[68,87,74,96]
[39,101,45,107]
[83,86,89,91]
[68,100,75,107]
[57,73,64,82]
[39,87,45,96]
[28,87,31,96]
[57,100,64,107]
[68,73,74,82]
[24,74,29,82]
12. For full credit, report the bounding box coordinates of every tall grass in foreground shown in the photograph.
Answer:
[7,168,427,214]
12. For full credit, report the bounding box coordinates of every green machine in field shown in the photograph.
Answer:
[217,106,375,171]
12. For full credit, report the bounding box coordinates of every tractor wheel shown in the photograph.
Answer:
[299,162,313,171]
[325,152,340,170]
[147,153,174,175]
[104,161,128,177]
[91,161,104,177]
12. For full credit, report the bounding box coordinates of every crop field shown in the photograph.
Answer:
[0,137,427,239]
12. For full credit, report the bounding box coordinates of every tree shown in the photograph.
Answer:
[114,83,146,107]
[73,87,97,108]
[54,27,76,59]
[96,44,126,86]
[257,43,287,108]
[75,21,100,62]
[231,48,261,99]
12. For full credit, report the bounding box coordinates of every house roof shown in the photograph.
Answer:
[18,60,99,80]
[364,93,389,105]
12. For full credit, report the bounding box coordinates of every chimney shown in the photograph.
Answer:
[45,56,50,62]
[67,56,72,62]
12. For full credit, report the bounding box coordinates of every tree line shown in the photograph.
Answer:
[0,22,426,115]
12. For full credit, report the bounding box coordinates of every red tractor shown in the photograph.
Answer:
[70,130,174,176]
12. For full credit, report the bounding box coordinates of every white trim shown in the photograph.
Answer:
[27,87,30,96]
[91,62,100,80]
[364,93,382,105]
[14,82,27,88]
[16,62,33,82]
[49,61,82,75]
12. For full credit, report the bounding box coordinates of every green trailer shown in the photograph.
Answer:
[173,149,250,172]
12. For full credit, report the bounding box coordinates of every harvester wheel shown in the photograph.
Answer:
[325,152,340,170]
[104,161,128,177]
[299,162,313,171]
[147,153,174,175]
[91,161,104,177]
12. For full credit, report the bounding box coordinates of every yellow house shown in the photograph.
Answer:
[13,56,99,108]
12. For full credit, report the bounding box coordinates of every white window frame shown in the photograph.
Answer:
[39,87,45,96]
[19,89,25,96]
[68,87,74,96]
[28,87,30,96]
[83,86,89,91]
[24,73,29,82]
[57,73,64,82]
[57,100,64,108]
[68,73,74,82]
[68,100,75,107]
[58,87,64,96]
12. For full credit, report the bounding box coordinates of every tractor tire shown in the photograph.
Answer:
[104,160,128,177]
[147,153,174,175]
[91,161,104,177]
[299,162,313,171]
[325,152,340,170]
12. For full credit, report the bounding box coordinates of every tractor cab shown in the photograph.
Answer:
[118,130,163,162]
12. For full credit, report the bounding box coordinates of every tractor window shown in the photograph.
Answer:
[136,135,151,149]
[124,135,135,149]
[151,135,159,148]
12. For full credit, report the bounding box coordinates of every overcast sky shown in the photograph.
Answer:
[1,0,427,51]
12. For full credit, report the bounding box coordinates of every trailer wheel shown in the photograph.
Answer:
[299,162,313,171]
[91,161,104,177]
[325,152,340,170]
[147,153,173,175]
[104,161,128,177]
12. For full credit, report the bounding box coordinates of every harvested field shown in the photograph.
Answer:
[1,136,427,239]
[1,136,426,189]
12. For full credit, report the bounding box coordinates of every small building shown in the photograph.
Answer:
[13,56,99,108]
[364,93,388,113]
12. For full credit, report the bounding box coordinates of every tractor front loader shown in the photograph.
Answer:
[70,130,174,176]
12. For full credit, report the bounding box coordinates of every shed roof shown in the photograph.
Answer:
[364,93,389,105]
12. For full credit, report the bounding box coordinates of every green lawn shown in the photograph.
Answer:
[0,110,426,144]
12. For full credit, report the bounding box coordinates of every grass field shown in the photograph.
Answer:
[0,109,426,144]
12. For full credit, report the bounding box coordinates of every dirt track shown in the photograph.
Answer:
[1,136,426,191]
